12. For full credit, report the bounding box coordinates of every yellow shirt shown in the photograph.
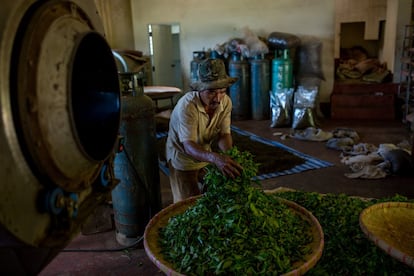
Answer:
[166,91,232,171]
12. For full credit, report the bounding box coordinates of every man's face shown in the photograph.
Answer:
[200,88,227,110]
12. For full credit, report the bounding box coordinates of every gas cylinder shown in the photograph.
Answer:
[228,52,250,120]
[210,50,224,60]
[271,49,293,92]
[250,54,270,120]
[111,72,161,246]
[190,51,206,84]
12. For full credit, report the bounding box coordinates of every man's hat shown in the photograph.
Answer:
[190,58,237,91]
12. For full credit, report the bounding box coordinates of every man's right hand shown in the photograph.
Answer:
[182,140,243,178]
[213,154,243,179]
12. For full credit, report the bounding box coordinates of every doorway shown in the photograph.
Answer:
[148,24,183,89]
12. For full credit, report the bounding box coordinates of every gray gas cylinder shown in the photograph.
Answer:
[250,54,270,120]
[111,72,161,246]
[228,52,250,120]
[190,51,206,84]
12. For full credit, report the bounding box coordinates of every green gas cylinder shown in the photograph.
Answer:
[271,49,293,92]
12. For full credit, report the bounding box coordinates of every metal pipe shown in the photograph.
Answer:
[112,50,129,72]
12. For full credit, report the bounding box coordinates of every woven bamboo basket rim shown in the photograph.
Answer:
[143,194,324,276]
[359,201,414,268]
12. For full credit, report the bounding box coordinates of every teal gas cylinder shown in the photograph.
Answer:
[271,49,293,92]
[228,52,250,120]
[250,54,270,120]
[111,72,161,246]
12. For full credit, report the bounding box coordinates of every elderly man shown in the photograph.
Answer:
[166,58,243,203]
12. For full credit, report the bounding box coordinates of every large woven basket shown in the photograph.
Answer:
[144,195,324,276]
[359,202,414,268]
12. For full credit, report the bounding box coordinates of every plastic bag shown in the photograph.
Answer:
[296,36,325,80]
[242,27,269,58]
[270,88,294,127]
[268,31,301,50]
[292,86,319,129]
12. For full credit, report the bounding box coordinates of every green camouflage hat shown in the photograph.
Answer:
[190,58,237,91]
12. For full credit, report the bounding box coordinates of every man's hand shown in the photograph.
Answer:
[213,154,243,179]
[182,140,243,178]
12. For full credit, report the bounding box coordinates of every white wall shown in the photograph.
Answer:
[130,0,335,102]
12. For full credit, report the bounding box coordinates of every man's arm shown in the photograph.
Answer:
[217,133,233,152]
[182,140,242,178]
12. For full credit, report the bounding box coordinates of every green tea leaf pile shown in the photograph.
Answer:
[159,147,313,275]
[276,191,414,275]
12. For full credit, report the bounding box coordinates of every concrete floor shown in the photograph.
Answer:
[39,118,414,275]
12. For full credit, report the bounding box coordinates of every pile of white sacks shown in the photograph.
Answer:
[286,127,414,179]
